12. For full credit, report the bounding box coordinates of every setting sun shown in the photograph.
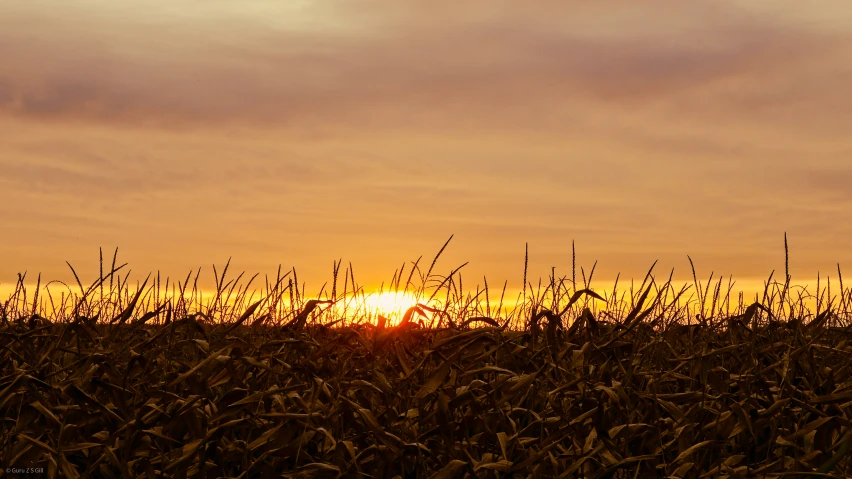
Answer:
[360,291,422,323]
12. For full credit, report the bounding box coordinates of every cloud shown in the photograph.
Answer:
[1,0,850,139]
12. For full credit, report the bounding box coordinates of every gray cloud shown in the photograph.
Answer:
[1,0,849,138]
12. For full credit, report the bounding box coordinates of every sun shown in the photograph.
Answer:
[360,291,421,323]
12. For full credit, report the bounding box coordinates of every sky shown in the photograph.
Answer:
[2,1,852,309]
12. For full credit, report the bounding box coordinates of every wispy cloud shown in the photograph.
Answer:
[2,1,850,136]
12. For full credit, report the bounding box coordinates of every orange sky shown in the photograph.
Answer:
[2,1,852,305]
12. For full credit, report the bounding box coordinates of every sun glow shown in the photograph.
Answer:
[359,291,423,324]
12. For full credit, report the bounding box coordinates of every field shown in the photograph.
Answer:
[2,244,852,478]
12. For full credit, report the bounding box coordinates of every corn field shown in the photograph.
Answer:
[2,241,852,478]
